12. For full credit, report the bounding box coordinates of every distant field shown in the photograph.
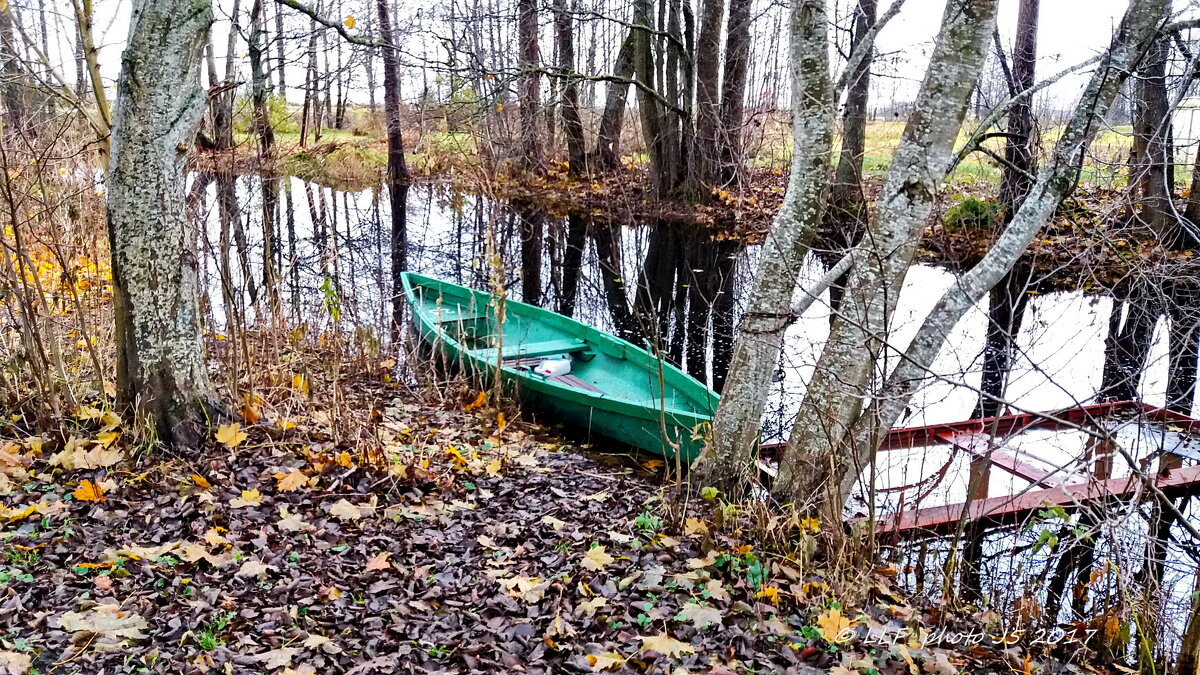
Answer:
[748,118,1142,187]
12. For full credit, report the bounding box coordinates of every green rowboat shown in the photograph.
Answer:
[401,272,719,461]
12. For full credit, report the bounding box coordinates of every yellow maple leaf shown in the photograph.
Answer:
[580,545,614,571]
[496,412,507,431]
[202,527,229,546]
[485,458,502,477]
[815,608,856,643]
[274,468,308,492]
[215,423,248,448]
[190,474,211,489]
[277,419,296,432]
[344,14,356,28]
[73,479,105,502]
[76,404,103,420]
[229,488,263,508]
[96,431,120,448]
[336,451,354,468]
[637,634,694,657]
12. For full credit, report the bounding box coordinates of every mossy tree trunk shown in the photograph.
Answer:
[690,0,833,491]
[107,0,222,449]
[775,0,1000,517]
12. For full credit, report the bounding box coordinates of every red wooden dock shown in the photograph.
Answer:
[781,401,1200,536]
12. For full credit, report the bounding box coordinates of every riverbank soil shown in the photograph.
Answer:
[0,349,1116,674]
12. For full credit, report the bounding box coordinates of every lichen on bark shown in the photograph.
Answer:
[107,0,222,449]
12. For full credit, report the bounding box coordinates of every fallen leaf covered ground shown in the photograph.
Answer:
[0,379,1121,674]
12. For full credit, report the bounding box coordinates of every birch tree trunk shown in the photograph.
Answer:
[690,0,833,491]
[774,0,999,514]
[107,0,222,449]
[837,0,1165,505]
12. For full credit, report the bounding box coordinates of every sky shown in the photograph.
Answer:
[62,0,1200,110]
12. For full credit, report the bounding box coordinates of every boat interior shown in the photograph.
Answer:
[410,279,716,417]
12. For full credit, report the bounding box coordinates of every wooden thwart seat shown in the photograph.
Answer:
[474,338,592,362]
[549,373,603,393]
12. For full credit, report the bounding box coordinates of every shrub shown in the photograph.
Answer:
[943,197,999,229]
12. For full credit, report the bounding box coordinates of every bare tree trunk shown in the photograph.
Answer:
[249,0,279,315]
[518,0,541,171]
[217,0,241,150]
[1131,24,1177,244]
[717,0,751,186]
[829,0,876,226]
[73,0,113,164]
[554,0,585,174]
[633,0,666,194]
[590,31,635,171]
[692,0,723,192]
[0,6,27,136]
[974,0,1038,418]
[274,0,287,97]
[775,0,1000,514]
[377,0,410,341]
[690,0,833,490]
[108,0,223,449]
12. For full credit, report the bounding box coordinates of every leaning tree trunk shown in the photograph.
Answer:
[107,0,222,449]
[690,0,834,491]
[590,31,635,171]
[839,0,1166,509]
[774,0,1000,515]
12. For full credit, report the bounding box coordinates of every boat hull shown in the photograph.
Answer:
[402,273,717,462]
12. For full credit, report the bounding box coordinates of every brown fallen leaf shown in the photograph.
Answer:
[255,647,300,670]
[59,603,149,641]
[586,652,625,672]
[364,552,392,572]
[577,597,608,616]
[236,558,277,578]
[580,545,614,571]
[329,499,362,521]
[677,601,723,629]
[0,650,32,675]
[638,634,694,658]
[202,527,229,547]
